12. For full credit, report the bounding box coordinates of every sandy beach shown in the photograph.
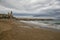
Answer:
[0,20,60,40]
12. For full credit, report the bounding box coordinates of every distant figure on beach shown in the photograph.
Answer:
[8,11,13,19]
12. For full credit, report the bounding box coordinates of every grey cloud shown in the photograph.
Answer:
[41,9,60,17]
[0,0,60,14]
[57,0,60,1]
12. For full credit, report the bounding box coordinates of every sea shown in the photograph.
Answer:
[13,14,60,30]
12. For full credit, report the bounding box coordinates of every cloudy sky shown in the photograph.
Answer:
[0,0,60,15]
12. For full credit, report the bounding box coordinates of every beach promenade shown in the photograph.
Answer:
[0,20,60,40]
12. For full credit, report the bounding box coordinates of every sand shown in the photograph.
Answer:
[0,20,60,40]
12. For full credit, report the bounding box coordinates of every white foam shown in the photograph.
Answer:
[20,21,60,30]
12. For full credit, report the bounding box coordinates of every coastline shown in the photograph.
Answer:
[0,20,60,40]
[19,20,60,32]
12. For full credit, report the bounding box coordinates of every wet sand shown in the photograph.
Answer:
[0,20,60,40]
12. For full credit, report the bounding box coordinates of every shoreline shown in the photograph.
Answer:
[0,20,60,40]
[19,20,60,32]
